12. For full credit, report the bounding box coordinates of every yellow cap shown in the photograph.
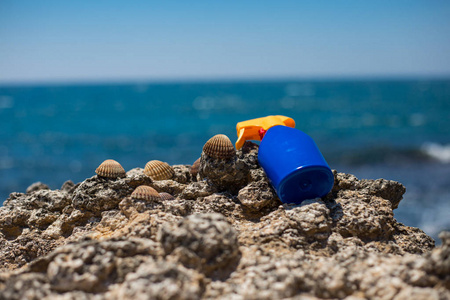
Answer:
[235,115,295,149]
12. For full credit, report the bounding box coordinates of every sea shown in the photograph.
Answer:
[0,79,449,242]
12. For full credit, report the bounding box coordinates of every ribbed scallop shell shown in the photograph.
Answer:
[144,160,175,180]
[190,157,201,177]
[95,159,126,178]
[131,185,161,202]
[159,192,175,201]
[203,134,236,159]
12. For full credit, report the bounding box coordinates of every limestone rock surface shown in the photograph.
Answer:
[0,142,447,299]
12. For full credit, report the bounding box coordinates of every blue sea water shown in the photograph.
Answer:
[0,79,449,241]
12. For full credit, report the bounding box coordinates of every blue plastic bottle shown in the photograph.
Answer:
[258,125,334,204]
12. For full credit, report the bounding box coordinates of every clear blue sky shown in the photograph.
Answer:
[1,0,450,84]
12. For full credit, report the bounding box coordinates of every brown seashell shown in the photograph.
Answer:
[131,185,161,202]
[95,159,126,178]
[190,157,201,177]
[159,192,175,201]
[202,134,236,159]
[144,160,175,180]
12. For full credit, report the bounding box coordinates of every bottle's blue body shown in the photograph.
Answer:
[258,126,334,204]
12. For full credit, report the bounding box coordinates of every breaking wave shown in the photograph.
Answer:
[421,142,450,164]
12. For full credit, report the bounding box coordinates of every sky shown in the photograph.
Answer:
[1,0,450,84]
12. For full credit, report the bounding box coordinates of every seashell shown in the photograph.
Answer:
[131,185,161,202]
[190,157,201,177]
[144,160,175,180]
[159,192,175,201]
[95,159,126,178]
[202,134,236,159]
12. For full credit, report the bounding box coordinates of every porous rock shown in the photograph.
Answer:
[248,199,333,248]
[0,143,448,299]
[421,231,450,288]
[72,173,152,215]
[332,171,406,210]
[237,141,260,169]
[0,235,61,271]
[172,164,192,184]
[119,196,163,218]
[162,199,193,217]
[0,189,73,269]
[238,180,280,212]
[197,142,258,194]
[335,193,395,240]
[111,258,206,300]
[179,181,217,200]
[192,193,239,219]
[198,153,249,193]
[150,179,186,197]
[60,180,77,193]
[158,213,240,278]
[26,182,50,194]
[44,237,158,293]
[0,237,160,298]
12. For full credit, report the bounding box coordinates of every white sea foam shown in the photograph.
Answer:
[421,142,450,163]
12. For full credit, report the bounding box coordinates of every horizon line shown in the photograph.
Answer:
[1,74,450,87]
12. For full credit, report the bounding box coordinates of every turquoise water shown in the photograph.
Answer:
[1,80,449,240]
